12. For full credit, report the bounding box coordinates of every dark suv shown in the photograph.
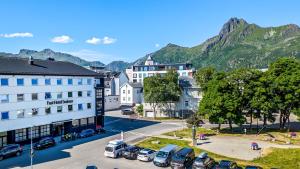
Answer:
[34,137,56,150]
[122,145,142,160]
[79,129,95,138]
[170,147,195,169]
[0,144,23,161]
[214,160,238,169]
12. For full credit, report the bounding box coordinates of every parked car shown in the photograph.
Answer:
[0,144,23,161]
[121,108,134,115]
[122,145,143,160]
[104,140,127,158]
[86,165,98,169]
[245,166,263,169]
[137,148,156,162]
[170,147,195,169]
[79,129,95,138]
[192,152,216,169]
[153,144,179,167]
[214,160,238,169]
[34,137,56,150]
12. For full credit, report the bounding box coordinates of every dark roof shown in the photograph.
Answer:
[0,57,103,77]
[128,82,143,88]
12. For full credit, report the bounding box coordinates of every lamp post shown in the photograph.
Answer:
[30,126,33,169]
[192,125,196,146]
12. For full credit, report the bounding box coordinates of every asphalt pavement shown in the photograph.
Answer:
[0,111,184,169]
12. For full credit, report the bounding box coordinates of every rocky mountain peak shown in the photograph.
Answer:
[19,49,38,55]
[41,48,55,54]
[219,18,248,37]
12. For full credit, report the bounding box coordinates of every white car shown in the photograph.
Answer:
[137,148,156,162]
[104,140,127,158]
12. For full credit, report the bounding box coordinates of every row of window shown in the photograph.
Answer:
[133,65,185,72]
[0,91,92,103]
[132,72,188,79]
[0,103,92,120]
[0,78,92,86]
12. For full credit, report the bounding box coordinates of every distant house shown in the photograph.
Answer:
[120,82,143,106]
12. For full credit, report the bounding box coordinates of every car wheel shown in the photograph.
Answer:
[0,156,3,160]
[16,152,21,156]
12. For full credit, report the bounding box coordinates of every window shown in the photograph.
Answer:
[57,106,63,113]
[133,73,137,78]
[31,79,38,86]
[17,78,24,86]
[32,108,38,116]
[123,97,125,101]
[28,126,39,139]
[0,94,9,103]
[45,107,51,114]
[32,93,38,100]
[17,109,25,118]
[88,117,95,124]
[15,129,27,142]
[68,105,73,112]
[87,79,92,85]
[68,79,73,85]
[45,78,51,85]
[128,90,131,94]
[87,91,92,97]
[57,79,62,85]
[45,92,52,100]
[143,73,147,77]
[81,118,87,126]
[68,92,73,98]
[17,94,24,102]
[0,78,8,86]
[1,112,9,120]
[72,119,79,127]
[78,104,83,110]
[144,67,148,71]
[57,92,63,99]
[96,89,102,98]
[78,78,83,85]
[179,65,184,70]
[78,91,82,97]
[123,90,125,94]
[40,125,50,137]
[182,72,187,76]
[185,101,189,107]
[87,103,91,109]
[128,97,131,101]
[139,73,142,78]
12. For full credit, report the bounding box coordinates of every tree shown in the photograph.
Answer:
[195,67,216,92]
[136,104,144,117]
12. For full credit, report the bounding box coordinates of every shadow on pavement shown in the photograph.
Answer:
[0,116,160,169]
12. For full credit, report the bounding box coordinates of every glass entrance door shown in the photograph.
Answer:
[0,132,7,148]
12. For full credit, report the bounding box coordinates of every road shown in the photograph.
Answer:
[0,111,184,169]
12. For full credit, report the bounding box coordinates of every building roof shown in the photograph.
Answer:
[121,82,143,88]
[0,57,103,77]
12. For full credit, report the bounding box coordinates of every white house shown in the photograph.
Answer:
[0,57,105,147]
[120,82,143,106]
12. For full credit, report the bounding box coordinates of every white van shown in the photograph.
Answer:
[104,140,127,158]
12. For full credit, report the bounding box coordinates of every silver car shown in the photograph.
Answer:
[137,148,156,162]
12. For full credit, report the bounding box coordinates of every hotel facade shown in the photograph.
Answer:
[0,57,104,147]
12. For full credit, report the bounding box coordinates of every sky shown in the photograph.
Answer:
[0,0,299,64]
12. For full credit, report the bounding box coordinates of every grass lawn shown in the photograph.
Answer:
[163,127,217,138]
[136,137,300,169]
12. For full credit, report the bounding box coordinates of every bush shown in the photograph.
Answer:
[186,114,203,128]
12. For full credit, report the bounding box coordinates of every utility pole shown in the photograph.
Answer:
[30,126,33,169]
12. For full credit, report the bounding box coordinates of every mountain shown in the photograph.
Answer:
[105,61,131,72]
[136,18,300,70]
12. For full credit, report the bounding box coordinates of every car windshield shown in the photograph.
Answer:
[156,151,168,158]
[195,157,205,162]
[105,146,114,152]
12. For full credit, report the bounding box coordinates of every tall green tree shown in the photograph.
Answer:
[195,67,216,92]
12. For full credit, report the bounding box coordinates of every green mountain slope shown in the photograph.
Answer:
[137,18,300,70]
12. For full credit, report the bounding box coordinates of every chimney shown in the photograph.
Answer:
[28,56,34,65]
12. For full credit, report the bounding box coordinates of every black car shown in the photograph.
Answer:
[34,137,56,150]
[86,165,98,169]
[122,145,142,160]
[79,129,95,138]
[245,166,263,169]
[0,144,23,161]
[192,152,215,169]
[170,147,195,169]
[214,160,238,169]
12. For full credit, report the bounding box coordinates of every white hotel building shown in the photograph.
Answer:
[0,57,104,147]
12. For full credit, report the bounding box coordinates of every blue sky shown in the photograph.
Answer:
[0,0,299,64]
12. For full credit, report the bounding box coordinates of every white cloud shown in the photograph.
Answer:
[86,36,117,45]
[155,43,160,48]
[0,32,33,38]
[51,35,73,44]
[86,37,101,45]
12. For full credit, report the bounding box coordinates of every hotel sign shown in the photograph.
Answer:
[47,100,73,105]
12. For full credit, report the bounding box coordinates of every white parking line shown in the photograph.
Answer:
[105,119,122,125]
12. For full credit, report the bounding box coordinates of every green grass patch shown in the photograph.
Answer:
[136,137,300,169]
[163,127,216,138]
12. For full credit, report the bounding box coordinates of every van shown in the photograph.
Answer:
[171,147,195,169]
[153,144,179,167]
[104,140,127,158]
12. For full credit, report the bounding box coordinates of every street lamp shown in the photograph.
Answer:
[28,111,35,169]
